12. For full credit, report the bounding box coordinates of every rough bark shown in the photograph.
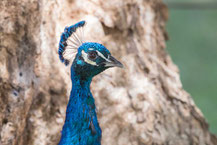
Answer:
[0,0,216,145]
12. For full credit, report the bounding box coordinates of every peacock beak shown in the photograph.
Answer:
[104,55,124,68]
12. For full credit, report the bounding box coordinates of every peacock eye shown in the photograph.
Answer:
[88,51,98,60]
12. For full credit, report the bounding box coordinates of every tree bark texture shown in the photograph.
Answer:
[0,0,216,145]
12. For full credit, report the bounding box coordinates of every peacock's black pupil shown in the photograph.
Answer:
[88,51,97,60]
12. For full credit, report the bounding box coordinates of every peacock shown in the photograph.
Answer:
[58,21,123,145]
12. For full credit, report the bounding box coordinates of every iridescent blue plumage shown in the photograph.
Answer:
[58,21,123,145]
[58,71,101,145]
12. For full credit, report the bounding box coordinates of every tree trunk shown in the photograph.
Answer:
[0,0,216,145]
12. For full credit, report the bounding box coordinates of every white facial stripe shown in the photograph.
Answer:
[96,50,111,62]
[81,50,97,66]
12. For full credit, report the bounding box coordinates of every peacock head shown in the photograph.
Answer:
[58,21,123,79]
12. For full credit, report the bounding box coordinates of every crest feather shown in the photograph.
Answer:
[58,21,85,65]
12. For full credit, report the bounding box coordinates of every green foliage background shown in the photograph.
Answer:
[165,1,217,135]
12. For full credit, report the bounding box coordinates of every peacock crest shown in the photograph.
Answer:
[58,21,86,65]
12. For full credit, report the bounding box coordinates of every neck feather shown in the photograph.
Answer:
[71,67,92,90]
[58,67,102,145]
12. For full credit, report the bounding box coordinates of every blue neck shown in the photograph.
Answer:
[58,67,102,145]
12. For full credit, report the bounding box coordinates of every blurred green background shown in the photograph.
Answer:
[164,0,217,135]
